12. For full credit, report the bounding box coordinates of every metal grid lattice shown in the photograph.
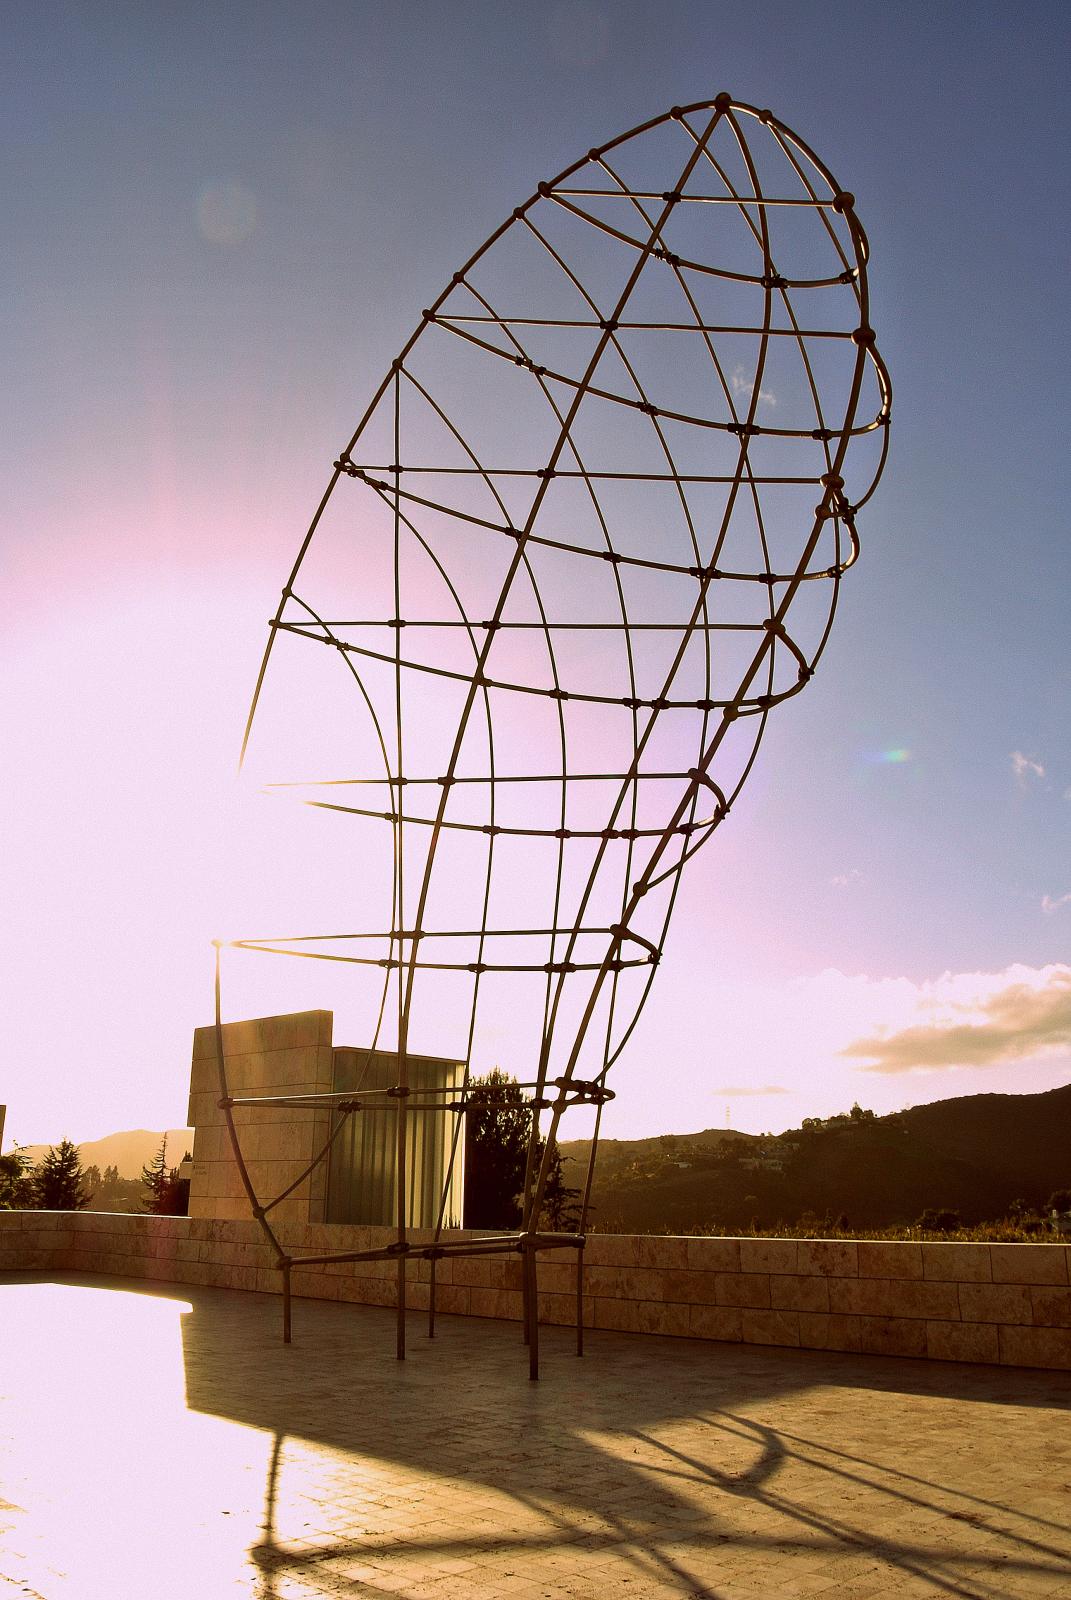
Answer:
[212,93,891,1377]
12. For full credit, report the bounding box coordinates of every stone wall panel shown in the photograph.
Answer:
[3,1214,1070,1370]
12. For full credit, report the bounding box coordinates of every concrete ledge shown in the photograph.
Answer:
[1,1212,1068,1370]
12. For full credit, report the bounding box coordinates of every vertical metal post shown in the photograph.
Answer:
[521,1240,531,1346]
[281,1260,292,1345]
[391,363,409,1369]
[526,1242,540,1382]
[576,1245,585,1357]
[428,1253,437,1339]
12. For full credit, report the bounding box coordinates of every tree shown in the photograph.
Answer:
[141,1136,189,1215]
[0,1146,34,1209]
[1045,1189,1071,1215]
[463,1070,578,1230]
[32,1140,89,1210]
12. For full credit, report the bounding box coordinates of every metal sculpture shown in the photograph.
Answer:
[213,93,891,1376]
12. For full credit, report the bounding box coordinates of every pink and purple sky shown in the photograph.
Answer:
[3,1,1069,1147]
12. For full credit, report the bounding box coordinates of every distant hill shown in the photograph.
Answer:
[560,1085,1071,1231]
[15,1083,1070,1228]
[21,1128,194,1179]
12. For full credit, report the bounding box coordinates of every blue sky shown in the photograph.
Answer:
[3,1,1069,1144]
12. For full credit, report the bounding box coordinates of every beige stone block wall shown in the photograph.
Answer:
[187,1009,334,1226]
[2,1213,1069,1372]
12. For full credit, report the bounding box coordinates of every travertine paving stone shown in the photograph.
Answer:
[0,1273,1068,1599]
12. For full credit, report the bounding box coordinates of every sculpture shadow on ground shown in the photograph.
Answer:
[168,1277,1070,1598]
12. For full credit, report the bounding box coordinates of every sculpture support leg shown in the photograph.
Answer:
[428,1254,437,1340]
[576,1248,584,1357]
[526,1243,540,1382]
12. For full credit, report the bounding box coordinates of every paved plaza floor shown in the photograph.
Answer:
[0,1273,1068,1599]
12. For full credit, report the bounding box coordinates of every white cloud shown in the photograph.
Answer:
[1011,750,1045,786]
[1042,892,1071,915]
[730,363,776,407]
[831,868,863,888]
[841,963,1071,1073]
[712,1084,789,1097]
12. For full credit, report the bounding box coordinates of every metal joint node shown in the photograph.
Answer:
[852,326,877,346]
[386,1085,411,1099]
[832,191,856,213]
